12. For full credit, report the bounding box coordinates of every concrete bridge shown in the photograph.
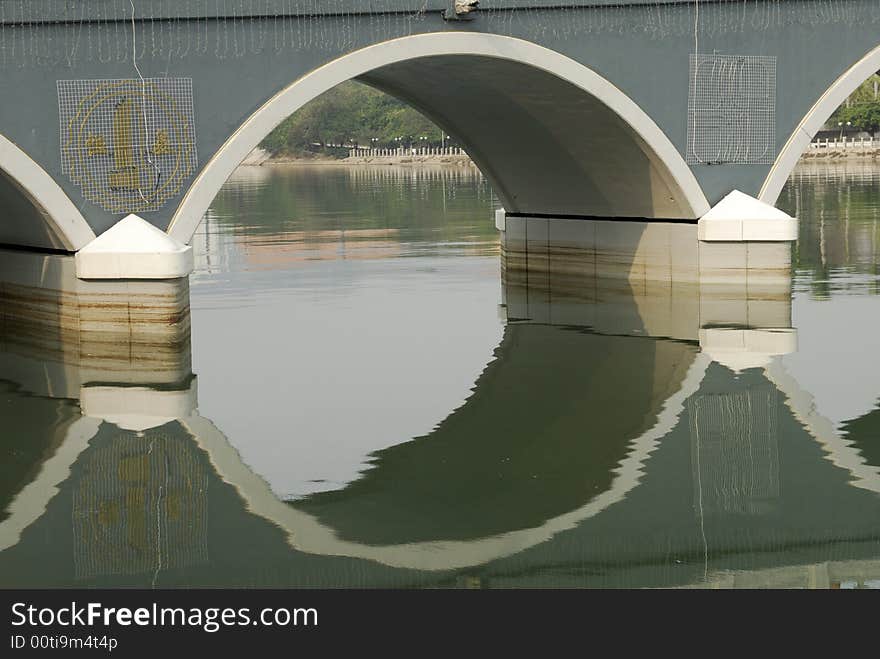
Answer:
[0,1,877,280]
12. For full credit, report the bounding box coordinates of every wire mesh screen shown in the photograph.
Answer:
[687,54,776,165]
[58,77,197,214]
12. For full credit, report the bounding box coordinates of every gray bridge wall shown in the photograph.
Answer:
[0,1,878,250]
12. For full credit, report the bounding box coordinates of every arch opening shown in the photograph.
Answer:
[169,33,709,244]
[0,134,94,252]
[761,42,880,206]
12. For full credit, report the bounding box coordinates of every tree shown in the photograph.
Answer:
[830,73,880,134]
[837,103,880,134]
[261,81,443,157]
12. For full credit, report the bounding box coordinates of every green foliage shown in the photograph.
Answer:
[830,74,880,133]
[261,81,447,158]
[837,103,880,134]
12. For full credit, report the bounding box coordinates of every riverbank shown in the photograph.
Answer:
[243,144,880,169]
[800,148,880,161]
[275,154,476,167]
[241,147,477,168]
[800,138,880,161]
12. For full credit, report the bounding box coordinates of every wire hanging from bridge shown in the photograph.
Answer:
[128,0,162,207]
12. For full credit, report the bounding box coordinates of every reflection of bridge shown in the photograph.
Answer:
[7,1,880,280]
[2,271,880,588]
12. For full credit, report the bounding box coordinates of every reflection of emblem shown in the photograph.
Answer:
[57,78,198,213]
[72,428,208,580]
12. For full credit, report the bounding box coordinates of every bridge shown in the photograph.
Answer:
[1,1,876,282]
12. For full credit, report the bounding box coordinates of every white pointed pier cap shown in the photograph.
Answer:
[75,214,194,279]
[698,190,798,242]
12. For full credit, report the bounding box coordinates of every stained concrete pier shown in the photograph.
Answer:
[0,248,191,387]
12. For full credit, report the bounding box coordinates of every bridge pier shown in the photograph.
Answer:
[498,190,797,291]
[0,245,192,387]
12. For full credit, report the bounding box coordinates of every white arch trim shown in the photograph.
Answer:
[168,32,710,244]
[182,353,711,572]
[760,43,880,206]
[0,134,95,251]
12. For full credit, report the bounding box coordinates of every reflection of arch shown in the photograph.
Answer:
[760,43,880,206]
[182,352,710,571]
[7,354,880,570]
[0,289,708,565]
[168,32,710,244]
[0,417,101,552]
[0,134,95,251]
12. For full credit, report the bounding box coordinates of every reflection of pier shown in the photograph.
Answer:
[2,263,880,587]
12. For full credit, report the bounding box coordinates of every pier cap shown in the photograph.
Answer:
[698,190,798,242]
[75,214,194,280]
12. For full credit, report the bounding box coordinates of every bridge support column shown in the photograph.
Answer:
[498,191,797,290]
[1,241,192,379]
[696,190,798,289]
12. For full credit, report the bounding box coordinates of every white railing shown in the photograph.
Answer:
[808,137,880,150]
[348,147,468,158]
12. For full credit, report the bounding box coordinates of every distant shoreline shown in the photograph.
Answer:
[799,147,880,162]
[241,147,478,168]
[269,154,477,167]
[242,146,880,169]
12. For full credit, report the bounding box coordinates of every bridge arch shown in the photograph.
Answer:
[168,32,710,244]
[761,42,880,206]
[0,135,95,251]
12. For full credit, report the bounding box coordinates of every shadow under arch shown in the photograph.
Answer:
[168,32,710,244]
[0,134,95,251]
[760,42,880,206]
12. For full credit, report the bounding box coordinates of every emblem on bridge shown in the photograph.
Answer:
[687,55,776,165]
[57,78,198,214]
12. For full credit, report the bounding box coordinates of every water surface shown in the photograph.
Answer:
[1,161,879,588]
